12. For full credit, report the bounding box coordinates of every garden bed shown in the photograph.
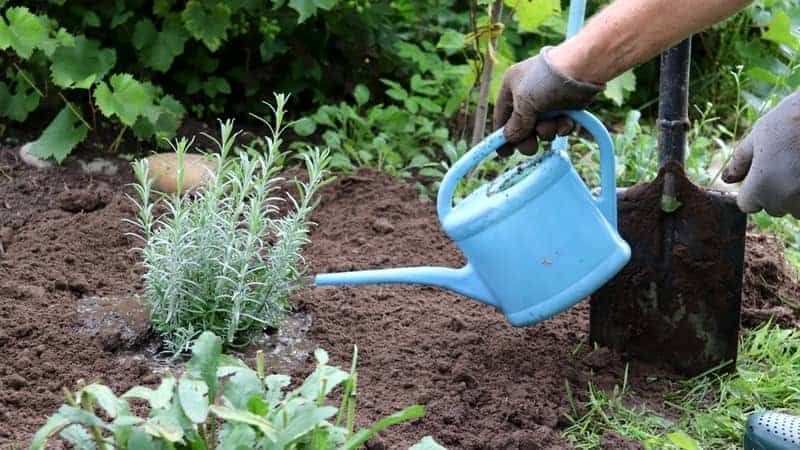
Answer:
[1,145,798,449]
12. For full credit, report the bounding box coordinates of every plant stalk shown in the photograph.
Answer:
[471,0,504,146]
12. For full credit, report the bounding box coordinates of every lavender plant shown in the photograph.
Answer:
[129,94,331,354]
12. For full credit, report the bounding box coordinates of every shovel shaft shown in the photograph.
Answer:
[658,38,692,167]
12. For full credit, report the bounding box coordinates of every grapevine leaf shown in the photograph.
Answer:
[51,36,116,89]
[132,17,188,72]
[354,84,370,106]
[763,10,800,51]
[0,75,40,122]
[603,70,636,106]
[0,7,50,58]
[504,0,560,32]
[132,94,185,141]
[288,0,339,23]
[437,30,466,54]
[94,74,153,126]
[82,11,101,28]
[28,107,88,164]
[40,27,76,57]
[182,0,231,51]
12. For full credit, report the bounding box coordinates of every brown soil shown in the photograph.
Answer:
[1,146,799,449]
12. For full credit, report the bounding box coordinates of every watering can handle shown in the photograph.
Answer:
[436,110,619,229]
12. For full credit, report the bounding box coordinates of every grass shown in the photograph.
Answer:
[563,322,800,449]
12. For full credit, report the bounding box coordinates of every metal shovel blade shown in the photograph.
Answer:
[589,163,746,376]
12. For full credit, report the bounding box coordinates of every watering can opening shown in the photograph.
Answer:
[313,110,631,327]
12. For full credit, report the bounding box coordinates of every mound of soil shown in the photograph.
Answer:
[1,145,799,449]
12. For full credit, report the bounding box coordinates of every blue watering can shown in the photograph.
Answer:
[315,110,631,326]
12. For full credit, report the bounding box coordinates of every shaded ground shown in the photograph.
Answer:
[0,145,798,449]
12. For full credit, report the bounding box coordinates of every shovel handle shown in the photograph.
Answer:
[436,110,619,228]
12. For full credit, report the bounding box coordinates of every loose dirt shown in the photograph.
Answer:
[1,146,799,449]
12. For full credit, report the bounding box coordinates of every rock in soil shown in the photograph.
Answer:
[77,295,151,352]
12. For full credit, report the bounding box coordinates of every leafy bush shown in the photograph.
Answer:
[30,331,445,450]
[129,95,329,354]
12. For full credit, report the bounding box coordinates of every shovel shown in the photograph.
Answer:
[589,38,748,376]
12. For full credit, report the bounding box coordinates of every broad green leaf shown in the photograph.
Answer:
[202,76,231,97]
[133,18,188,72]
[81,383,123,418]
[293,117,317,136]
[60,425,96,450]
[353,84,370,106]
[603,70,636,106]
[288,0,339,23]
[187,332,222,401]
[123,374,176,410]
[270,404,338,447]
[342,405,426,450]
[0,7,49,58]
[94,74,153,126]
[763,10,800,51]
[178,376,210,423]
[82,11,101,27]
[218,423,257,450]
[182,0,231,51]
[0,75,40,122]
[127,428,156,450]
[294,354,349,401]
[667,431,703,450]
[28,107,88,164]
[55,405,107,429]
[410,436,447,450]
[144,403,186,443]
[265,374,292,406]
[40,27,76,57]
[223,369,263,410]
[437,30,466,54]
[504,0,560,32]
[209,405,275,437]
[30,414,71,450]
[132,94,186,140]
[51,36,116,89]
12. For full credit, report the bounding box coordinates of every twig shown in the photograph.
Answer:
[471,0,504,146]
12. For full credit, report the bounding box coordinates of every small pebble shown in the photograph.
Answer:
[371,217,395,234]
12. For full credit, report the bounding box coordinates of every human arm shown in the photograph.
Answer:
[493,0,753,155]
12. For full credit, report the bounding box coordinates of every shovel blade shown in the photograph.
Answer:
[590,165,746,376]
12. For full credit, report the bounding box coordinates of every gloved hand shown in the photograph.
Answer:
[722,91,800,218]
[492,46,604,156]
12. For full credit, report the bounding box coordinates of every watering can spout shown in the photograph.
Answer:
[314,265,496,306]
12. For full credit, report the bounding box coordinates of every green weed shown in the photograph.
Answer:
[564,323,800,449]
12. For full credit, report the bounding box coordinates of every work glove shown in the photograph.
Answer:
[722,91,800,218]
[492,47,604,157]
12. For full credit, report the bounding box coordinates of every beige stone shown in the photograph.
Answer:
[142,153,217,194]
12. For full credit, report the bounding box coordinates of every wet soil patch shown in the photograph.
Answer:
[1,146,799,448]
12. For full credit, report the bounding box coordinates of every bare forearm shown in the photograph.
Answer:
[549,0,752,84]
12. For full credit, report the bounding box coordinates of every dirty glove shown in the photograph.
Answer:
[722,91,800,218]
[492,47,604,156]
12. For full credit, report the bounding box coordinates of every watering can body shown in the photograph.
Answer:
[315,110,631,326]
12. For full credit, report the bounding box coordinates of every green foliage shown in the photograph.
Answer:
[130,95,330,354]
[563,323,800,448]
[28,106,88,163]
[30,331,443,449]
